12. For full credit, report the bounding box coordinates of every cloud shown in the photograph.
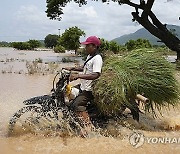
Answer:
[81,6,98,18]
[15,5,43,23]
[14,5,58,28]
[153,0,180,25]
[10,5,60,41]
[1,0,180,42]
[59,2,142,40]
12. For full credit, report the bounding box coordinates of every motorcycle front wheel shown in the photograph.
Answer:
[8,106,43,136]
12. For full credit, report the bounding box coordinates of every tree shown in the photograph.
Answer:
[109,41,121,54]
[0,41,11,47]
[125,38,152,50]
[44,34,59,48]
[12,40,41,50]
[99,39,122,54]
[99,38,110,53]
[27,40,41,49]
[46,0,180,60]
[12,42,31,50]
[58,26,85,54]
[125,40,136,51]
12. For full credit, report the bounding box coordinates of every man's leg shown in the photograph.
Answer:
[70,91,94,136]
[76,111,94,128]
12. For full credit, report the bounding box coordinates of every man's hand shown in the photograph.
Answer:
[69,73,79,81]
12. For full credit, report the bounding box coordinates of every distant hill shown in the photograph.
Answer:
[112,25,180,45]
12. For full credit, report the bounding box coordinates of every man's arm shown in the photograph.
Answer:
[64,66,83,72]
[70,72,100,81]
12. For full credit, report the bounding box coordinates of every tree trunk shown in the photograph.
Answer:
[132,11,180,61]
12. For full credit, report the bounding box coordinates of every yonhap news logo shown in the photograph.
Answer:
[129,132,145,148]
[129,132,180,148]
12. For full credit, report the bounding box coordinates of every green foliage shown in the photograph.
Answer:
[125,38,152,51]
[44,34,59,48]
[46,0,86,20]
[12,40,41,50]
[99,38,109,53]
[125,40,135,51]
[46,0,64,20]
[0,41,11,47]
[58,26,85,53]
[35,58,43,63]
[109,41,121,54]
[12,42,31,50]
[54,45,65,53]
[27,40,41,49]
[98,38,127,57]
[38,40,45,47]
[93,48,179,116]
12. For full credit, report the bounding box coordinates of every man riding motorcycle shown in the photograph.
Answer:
[64,36,103,136]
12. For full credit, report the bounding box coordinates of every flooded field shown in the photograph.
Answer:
[0,47,179,154]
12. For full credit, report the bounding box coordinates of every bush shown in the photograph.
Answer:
[12,42,32,50]
[61,57,73,63]
[99,38,110,53]
[0,41,11,47]
[27,40,41,49]
[125,39,152,51]
[99,38,127,57]
[35,58,43,63]
[54,45,65,53]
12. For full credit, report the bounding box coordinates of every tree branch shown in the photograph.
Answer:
[131,12,162,39]
[132,11,180,49]
[146,0,155,10]
[148,11,167,31]
[121,1,140,9]
[141,0,155,19]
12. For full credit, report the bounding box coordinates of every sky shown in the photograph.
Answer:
[0,0,180,42]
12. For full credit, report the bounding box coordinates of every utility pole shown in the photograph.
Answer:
[58,29,61,37]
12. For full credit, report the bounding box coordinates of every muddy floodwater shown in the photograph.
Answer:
[0,48,180,154]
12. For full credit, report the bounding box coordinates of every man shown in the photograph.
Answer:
[65,36,103,136]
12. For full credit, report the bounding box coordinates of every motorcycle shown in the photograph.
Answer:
[8,69,111,137]
[8,69,149,137]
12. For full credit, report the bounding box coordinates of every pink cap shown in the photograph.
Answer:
[81,36,101,46]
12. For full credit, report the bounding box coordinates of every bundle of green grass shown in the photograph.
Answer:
[92,48,180,116]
